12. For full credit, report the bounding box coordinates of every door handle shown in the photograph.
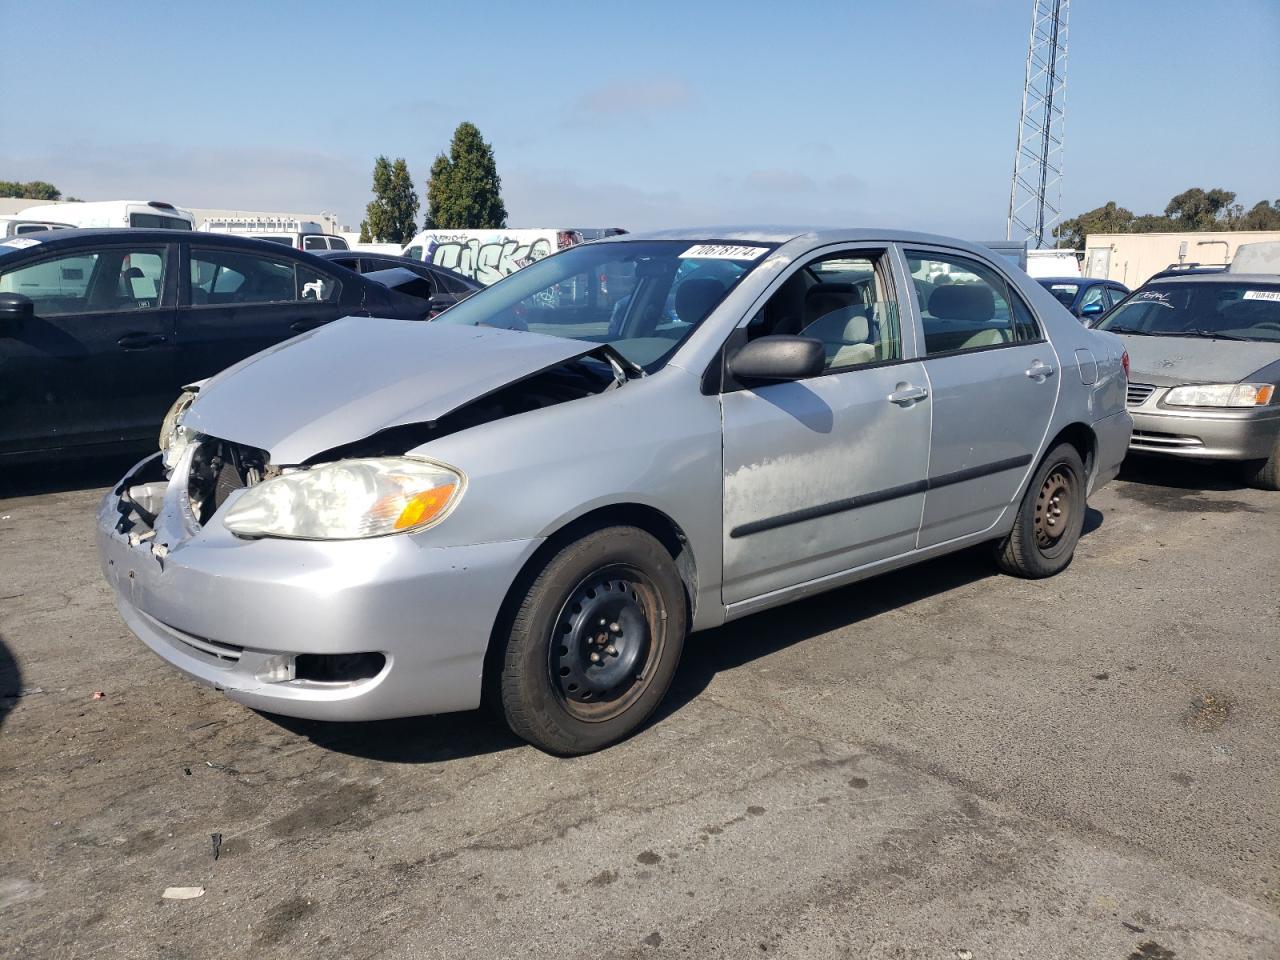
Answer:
[290,319,326,332]
[116,332,168,349]
[1025,360,1056,381]
[887,384,929,406]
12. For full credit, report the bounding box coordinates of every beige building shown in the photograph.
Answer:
[0,197,341,233]
[1083,230,1280,287]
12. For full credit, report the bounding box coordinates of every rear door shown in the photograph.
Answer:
[0,240,179,454]
[178,242,360,384]
[903,247,1059,548]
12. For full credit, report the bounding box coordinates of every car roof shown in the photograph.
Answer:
[1143,272,1280,286]
[0,227,339,259]
[596,225,1007,250]
[310,249,482,287]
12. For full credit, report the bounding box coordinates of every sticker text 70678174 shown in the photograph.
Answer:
[680,244,770,261]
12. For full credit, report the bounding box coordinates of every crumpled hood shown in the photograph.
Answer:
[1120,334,1280,387]
[183,317,597,463]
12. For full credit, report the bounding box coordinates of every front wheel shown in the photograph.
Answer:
[497,526,687,755]
[995,443,1087,578]
[1239,433,1280,491]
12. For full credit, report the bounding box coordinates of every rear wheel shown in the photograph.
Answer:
[995,443,1087,578]
[497,526,687,755]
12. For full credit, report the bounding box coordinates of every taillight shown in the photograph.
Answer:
[1121,349,1130,379]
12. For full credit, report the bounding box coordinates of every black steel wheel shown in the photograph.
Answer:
[497,526,687,755]
[996,442,1086,578]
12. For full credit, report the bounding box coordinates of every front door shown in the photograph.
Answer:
[902,248,1059,548]
[720,246,931,605]
[0,241,178,455]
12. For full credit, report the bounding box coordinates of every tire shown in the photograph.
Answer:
[1240,436,1280,491]
[497,526,687,755]
[995,442,1087,579]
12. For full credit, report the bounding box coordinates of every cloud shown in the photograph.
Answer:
[575,78,695,116]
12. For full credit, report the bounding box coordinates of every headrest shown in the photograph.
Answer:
[842,312,870,343]
[675,278,726,325]
[123,266,146,279]
[929,283,994,322]
[804,282,864,320]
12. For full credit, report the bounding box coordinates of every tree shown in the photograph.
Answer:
[358,221,372,243]
[1054,201,1136,249]
[363,156,419,244]
[424,122,507,229]
[0,179,63,200]
[1163,187,1236,230]
[1236,199,1280,231]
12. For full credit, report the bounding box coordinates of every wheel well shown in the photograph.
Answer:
[1047,422,1096,477]
[480,503,698,704]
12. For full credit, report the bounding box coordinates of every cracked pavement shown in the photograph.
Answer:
[1,455,1277,959]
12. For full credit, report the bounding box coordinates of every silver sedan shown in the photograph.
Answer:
[97,228,1131,754]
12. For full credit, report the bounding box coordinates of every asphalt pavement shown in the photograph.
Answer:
[1,455,1277,960]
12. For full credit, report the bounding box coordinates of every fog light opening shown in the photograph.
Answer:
[294,652,386,684]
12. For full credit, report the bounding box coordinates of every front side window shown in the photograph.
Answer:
[327,236,349,250]
[1096,281,1280,342]
[190,249,340,306]
[748,250,902,371]
[0,246,168,315]
[303,235,328,251]
[906,251,1040,354]
[404,246,423,261]
[1079,285,1107,311]
[435,240,769,371]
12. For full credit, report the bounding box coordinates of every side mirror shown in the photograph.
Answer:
[1079,301,1104,319]
[0,292,33,334]
[728,335,825,382]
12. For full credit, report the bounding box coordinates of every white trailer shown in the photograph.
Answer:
[19,200,195,230]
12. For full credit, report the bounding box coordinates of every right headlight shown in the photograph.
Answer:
[1163,383,1275,408]
[222,457,465,540]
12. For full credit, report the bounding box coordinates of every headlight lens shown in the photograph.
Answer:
[159,390,198,470]
[222,457,464,540]
[1163,383,1275,408]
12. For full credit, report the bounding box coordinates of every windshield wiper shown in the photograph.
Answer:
[1177,329,1250,341]
[1104,325,1155,336]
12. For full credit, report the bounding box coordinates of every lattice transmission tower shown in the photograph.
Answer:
[1006,0,1070,248]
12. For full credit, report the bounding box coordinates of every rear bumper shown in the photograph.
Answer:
[1090,410,1132,493]
[1128,406,1280,461]
[96,454,540,721]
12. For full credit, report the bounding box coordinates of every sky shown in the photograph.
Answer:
[3,0,1277,239]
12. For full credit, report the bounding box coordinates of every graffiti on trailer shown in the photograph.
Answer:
[425,235,558,285]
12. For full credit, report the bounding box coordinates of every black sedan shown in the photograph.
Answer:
[0,229,435,461]
[313,250,480,315]
[1037,276,1130,322]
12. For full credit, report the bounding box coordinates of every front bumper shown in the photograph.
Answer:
[96,454,540,721]
[1126,388,1280,461]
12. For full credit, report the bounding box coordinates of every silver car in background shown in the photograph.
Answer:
[97,228,1131,754]
[1094,263,1280,489]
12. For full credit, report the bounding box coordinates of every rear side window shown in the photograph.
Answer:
[190,248,341,306]
[303,235,328,251]
[327,236,349,250]
[403,246,423,261]
[906,251,1040,354]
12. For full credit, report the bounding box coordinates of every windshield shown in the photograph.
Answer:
[433,239,771,370]
[1042,281,1079,307]
[1096,281,1280,342]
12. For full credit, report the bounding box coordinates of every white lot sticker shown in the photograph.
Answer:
[681,244,770,261]
[0,237,40,249]
[1051,283,1076,290]
[1243,289,1280,302]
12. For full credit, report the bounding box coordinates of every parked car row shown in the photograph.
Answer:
[0,230,458,460]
